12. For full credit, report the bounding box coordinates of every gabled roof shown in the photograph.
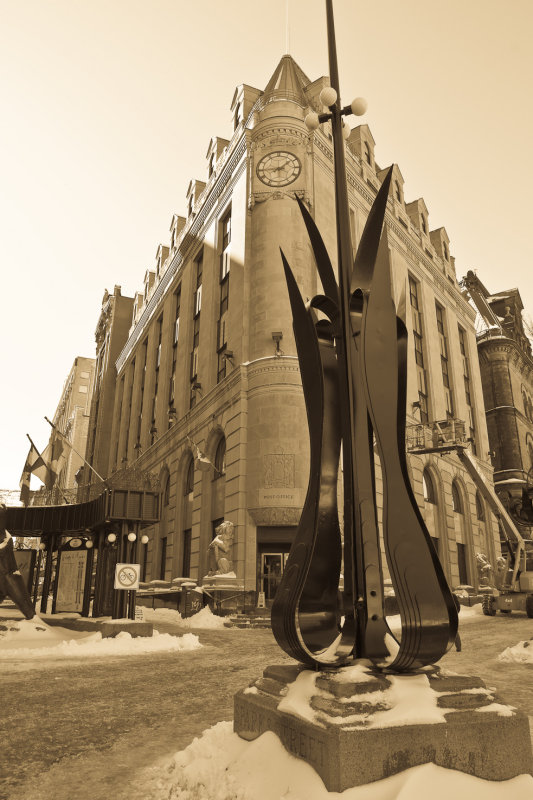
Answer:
[262,54,312,103]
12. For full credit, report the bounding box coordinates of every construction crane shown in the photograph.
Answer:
[407,418,533,617]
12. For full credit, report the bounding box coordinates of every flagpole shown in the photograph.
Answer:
[25,433,71,504]
[44,416,106,484]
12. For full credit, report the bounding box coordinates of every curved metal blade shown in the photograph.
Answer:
[295,195,339,306]
[271,249,355,668]
[351,167,393,295]
[360,229,458,671]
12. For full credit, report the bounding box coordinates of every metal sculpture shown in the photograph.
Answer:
[271,0,458,673]
[0,505,35,620]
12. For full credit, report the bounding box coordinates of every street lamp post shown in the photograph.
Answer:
[271,0,458,672]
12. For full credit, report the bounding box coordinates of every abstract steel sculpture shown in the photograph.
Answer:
[0,504,35,620]
[271,0,458,672]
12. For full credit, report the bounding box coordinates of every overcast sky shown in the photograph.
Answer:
[1,0,532,490]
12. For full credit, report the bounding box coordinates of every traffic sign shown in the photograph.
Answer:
[114,563,141,590]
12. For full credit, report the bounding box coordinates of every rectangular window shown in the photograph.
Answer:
[159,537,167,581]
[190,255,202,407]
[123,359,136,463]
[220,208,231,280]
[409,276,429,423]
[173,287,181,345]
[458,326,477,454]
[217,214,231,384]
[457,542,468,585]
[182,529,191,577]
[194,251,203,317]
[436,304,455,420]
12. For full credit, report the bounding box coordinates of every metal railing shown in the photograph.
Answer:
[406,418,468,453]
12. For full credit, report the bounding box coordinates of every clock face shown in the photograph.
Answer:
[256,151,301,187]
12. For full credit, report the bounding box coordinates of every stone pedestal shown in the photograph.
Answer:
[234,663,533,791]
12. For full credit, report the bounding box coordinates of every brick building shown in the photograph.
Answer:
[87,55,500,605]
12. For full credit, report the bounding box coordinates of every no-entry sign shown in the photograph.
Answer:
[114,563,141,590]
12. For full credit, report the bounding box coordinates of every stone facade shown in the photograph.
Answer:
[95,55,499,604]
[47,356,95,490]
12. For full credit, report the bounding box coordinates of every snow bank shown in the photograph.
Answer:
[141,721,533,800]
[0,616,201,659]
[141,605,229,629]
[498,639,533,664]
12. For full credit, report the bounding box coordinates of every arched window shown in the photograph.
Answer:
[422,469,436,504]
[214,437,226,478]
[475,492,485,521]
[185,458,194,496]
[163,474,170,506]
[451,481,463,514]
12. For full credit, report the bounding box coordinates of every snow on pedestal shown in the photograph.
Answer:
[234,662,533,791]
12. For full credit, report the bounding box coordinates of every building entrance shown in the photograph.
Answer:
[260,552,289,601]
[256,526,296,606]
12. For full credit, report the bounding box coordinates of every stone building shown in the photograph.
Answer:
[101,55,499,606]
[83,286,134,486]
[461,271,533,528]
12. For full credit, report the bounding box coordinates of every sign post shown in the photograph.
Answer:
[114,563,140,621]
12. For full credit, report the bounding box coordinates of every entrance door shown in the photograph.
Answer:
[260,552,289,602]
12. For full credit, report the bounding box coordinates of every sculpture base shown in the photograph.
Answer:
[234,663,533,791]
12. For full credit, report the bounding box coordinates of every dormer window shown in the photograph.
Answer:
[421,214,427,235]
[443,241,449,261]
[364,141,372,165]
[208,152,216,179]
[188,195,193,218]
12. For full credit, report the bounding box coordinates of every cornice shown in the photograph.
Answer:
[478,336,533,378]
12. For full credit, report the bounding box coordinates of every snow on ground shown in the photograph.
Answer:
[498,638,533,664]
[0,616,201,659]
[386,602,485,633]
[141,605,230,629]
[139,721,533,800]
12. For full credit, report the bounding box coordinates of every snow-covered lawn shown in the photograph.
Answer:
[140,721,533,800]
[0,616,201,659]
[141,605,230,629]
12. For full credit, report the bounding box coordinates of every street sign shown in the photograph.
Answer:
[114,563,141,591]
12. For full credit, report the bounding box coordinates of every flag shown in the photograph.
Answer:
[31,436,65,490]
[19,444,39,505]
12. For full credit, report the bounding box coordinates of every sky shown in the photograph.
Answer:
[1,0,532,489]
